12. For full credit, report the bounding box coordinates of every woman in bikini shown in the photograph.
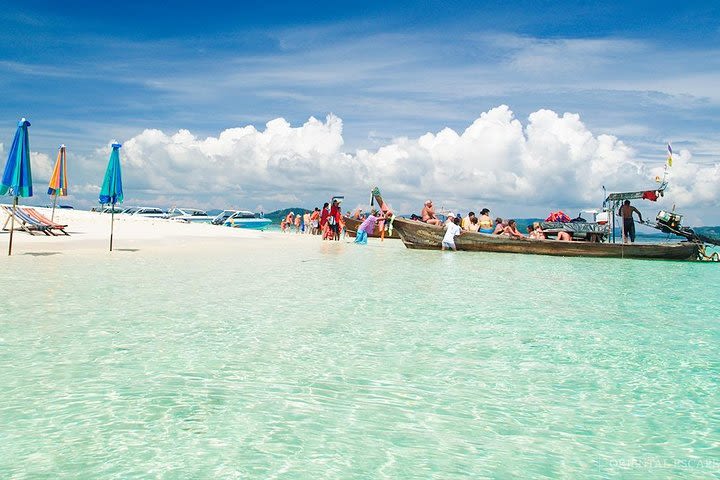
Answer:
[503,219,525,239]
[478,208,494,234]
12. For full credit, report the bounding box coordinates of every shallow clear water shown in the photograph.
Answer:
[1,239,719,478]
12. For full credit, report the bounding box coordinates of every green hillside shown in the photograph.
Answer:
[265,207,312,222]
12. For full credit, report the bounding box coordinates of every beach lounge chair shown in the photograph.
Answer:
[24,208,70,235]
[1,205,53,236]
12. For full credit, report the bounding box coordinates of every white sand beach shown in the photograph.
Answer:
[0,206,318,255]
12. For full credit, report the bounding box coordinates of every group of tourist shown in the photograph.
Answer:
[279,198,345,241]
[419,199,574,251]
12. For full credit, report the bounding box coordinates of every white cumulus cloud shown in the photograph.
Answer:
[79,106,719,221]
[30,151,53,183]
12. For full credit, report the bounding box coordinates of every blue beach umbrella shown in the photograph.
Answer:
[0,118,33,255]
[99,142,123,251]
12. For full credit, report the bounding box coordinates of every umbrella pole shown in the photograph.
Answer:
[51,192,58,222]
[8,196,17,256]
[110,207,114,252]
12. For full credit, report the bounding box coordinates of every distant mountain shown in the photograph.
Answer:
[694,226,720,245]
[695,226,720,236]
[265,207,312,222]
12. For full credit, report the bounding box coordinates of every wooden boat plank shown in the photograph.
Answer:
[392,217,699,261]
[343,216,401,239]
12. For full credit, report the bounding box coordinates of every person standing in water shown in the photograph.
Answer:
[320,203,330,239]
[330,199,342,241]
[354,210,381,245]
[618,200,643,243]
[442,214,463,251]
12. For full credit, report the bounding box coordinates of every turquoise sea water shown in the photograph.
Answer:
[1,238,719,478]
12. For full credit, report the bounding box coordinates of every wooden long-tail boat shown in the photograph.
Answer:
[343,216,401,239]
[392,217,700,261]
[343,186,401,239]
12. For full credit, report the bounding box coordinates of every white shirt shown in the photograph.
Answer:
[443,222,461,244]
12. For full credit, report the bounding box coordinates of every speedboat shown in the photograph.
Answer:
[212,210,271,230]
[166,207,213,223]
[130,207,167,219]
[101,206,124,214]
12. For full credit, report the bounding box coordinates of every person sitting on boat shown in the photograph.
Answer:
[529,222,546,240]
[478,208,494,234]
[468,216,480,232]
[618,200,643,243]
[462,212,476,230]
[493,218,506,235]
[354,210,381,245]
[442,214,463,251]
[422,200,441,225]
[503,219,525,239]
[556,231,573,241]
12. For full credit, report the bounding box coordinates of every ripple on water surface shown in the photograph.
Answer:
[1,240,719,478]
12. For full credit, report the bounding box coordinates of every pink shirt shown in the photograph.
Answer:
[358,215,378,234]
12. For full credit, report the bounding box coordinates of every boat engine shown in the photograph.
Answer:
[656,210,683,233]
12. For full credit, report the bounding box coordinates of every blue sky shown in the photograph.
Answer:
[1,1,719,223]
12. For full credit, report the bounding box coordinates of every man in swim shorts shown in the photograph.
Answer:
[617,200,643,243]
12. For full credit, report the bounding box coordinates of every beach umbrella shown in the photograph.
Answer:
[0,118,33,256]
[99,142,123,251]
[47,144,68,222]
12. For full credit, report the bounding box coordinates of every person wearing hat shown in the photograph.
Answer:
[442,214,463,251]
[421,200,441,225]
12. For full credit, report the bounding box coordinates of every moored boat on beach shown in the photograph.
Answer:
[166,207,213,223]
[392,217,700,261]
[343,216,401,239]
[213,210,272,230]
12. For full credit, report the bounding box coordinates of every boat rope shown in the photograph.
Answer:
[697,244,720,262]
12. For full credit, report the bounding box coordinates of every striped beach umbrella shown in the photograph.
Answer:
[99,142,123,251]
[0,118,33,255]
[47,144,68,222]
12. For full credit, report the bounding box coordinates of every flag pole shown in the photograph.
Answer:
[8,196,17,256]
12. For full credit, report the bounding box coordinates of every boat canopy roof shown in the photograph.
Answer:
[604,181,667,204]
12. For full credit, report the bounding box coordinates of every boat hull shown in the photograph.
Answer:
[392,217,699,261]
[224,219,272,230]
[171,216,213,224]
[343,216,400,239]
